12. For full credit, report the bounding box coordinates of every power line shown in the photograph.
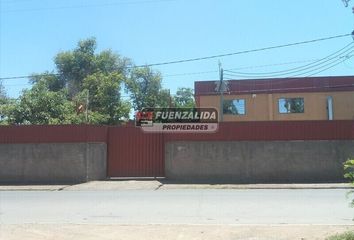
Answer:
[1,58,329,85]
[226,59,321,71]
[162,58,327,77]
[1,0,177,13]
[0,57,338,82]
[5,94,132,101]
[223,47,354,79]
[2,83,32,87]
[2,52,353,84]
[306,52,354,77]
[132,33,353,68]
[3,55,353,92]
[221,52,354,85]
[163,70,218,77]
[223,42,354,77]
[292,50,354,77]
[0,74,59,81]
[0,33,352,81]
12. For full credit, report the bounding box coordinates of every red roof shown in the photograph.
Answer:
[195,76,354,96]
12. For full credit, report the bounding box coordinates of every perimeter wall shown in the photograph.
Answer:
[0,122,353,183]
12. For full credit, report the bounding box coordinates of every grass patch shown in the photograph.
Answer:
[326,231,354,240]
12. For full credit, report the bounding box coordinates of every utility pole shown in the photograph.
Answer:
[85,90,89,123]
[341,0,354,39]
[168,89,172,108]
[218,63,224,122]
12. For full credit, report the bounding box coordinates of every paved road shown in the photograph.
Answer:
[0,189,353,225]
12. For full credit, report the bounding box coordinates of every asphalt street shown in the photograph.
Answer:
[0,189,353,225]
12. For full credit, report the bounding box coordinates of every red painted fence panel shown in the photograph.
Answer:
[107,126,164,177]
[0,125,107,144]
[164,121,354,141]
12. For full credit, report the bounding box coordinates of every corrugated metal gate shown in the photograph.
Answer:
[107,126,165,177]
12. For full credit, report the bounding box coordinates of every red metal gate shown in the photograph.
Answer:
[107,126,164,177]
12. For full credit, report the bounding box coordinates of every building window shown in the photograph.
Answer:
[278,98,304,113]
[223,99,246,115]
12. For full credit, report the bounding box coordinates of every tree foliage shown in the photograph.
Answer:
[344,159,354,183]
[125,67,171,111]
[7,82,75,125]
[82,72,130,124]
[344,158,354,208]
[0,81,8,123]
[173,87,195,108]
[2,38,190,125]
[0,80,6,100]
[6,38,132,125]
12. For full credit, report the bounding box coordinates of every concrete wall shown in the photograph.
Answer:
[0,143,107,184]
[199,91,354,121]
[165,141,354,183]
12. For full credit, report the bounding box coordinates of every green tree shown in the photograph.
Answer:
[11,38,132,125]
[0,81,8,123]
[6,81,76,125]
[173,87,195,108]
[125,66,171,111]
[81,72,131,124]
[0,80,6,100]
[344,159,354,184]
[344,158,354,208]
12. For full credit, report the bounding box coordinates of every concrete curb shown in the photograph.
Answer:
[1,181,352,191]
[159,183,354,190]
[0,185,69,191]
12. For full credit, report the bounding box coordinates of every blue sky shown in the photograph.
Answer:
[0,0,353,98]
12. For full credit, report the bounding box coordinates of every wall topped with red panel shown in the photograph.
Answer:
[0,121,353,144]
[0,125,108,144]
[0,121,353,179]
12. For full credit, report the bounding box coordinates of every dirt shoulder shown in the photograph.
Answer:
[1,224,353,240]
